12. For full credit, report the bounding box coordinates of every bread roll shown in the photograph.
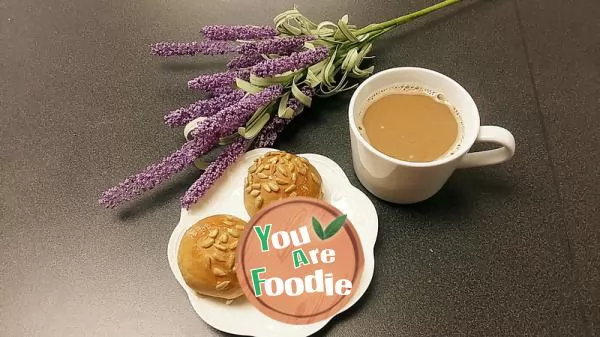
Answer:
[177,215,246,300]
[244,151,322,217]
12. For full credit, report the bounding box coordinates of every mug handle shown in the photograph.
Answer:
[457,126,515,169]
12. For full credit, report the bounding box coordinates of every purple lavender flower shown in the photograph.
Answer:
[208,86,237,97]
[254,86,314,148]
[188,69,250,91]
[237,36,313,56]
[252,47,329,78]
[99,135,216,208]
[181,138,248,209]
[201,25,277,41]
[227,54,265,69]
[150,41,236,57]
[164,90,245,127]
[190,85,282,139]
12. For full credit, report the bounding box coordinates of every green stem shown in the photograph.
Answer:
[354,0,462,36]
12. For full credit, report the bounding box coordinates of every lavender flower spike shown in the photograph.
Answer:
[188,69,250,91]
[237,36,313,56]
[254,86,314,148]
[190,85,283,139]
[252,47,329,78]
[150,41,235,57]
[181,138,247,209]
[201,25,277,41]
[227,54,265,70]
[164,90,244,127]
[99,135,216,208]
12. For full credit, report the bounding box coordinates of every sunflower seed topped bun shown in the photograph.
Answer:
[244,151,323,217]
[178,214,246,300]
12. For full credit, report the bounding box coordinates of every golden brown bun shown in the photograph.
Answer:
[177,215,246,300]
[244,151,323,217]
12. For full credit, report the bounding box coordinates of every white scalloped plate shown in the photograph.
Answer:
[167,148,378,337]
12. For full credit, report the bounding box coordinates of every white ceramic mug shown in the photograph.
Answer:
[348,67,516,204]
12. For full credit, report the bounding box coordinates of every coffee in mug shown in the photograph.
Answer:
[348,67,516,204]
[357,85,463,163]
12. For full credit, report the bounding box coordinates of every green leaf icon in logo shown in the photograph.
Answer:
[312,214,347,240]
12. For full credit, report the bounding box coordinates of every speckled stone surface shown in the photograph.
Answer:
[516,0,600,335]
[0,0,596,336]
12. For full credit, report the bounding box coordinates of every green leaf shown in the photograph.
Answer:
[304,42,316,50]
[240,113,271,139]
[250,72,296,87]
[337,15,358,42]
[305,69,322,88]
[291,81,312,107]
[311,217,325,240]
[308,59,327,75]
[219,132,239,145]
[351,65,375,78]
[322,48,337,87]
[341,48,358,71]
[278,107,294,119]
[193,158,209,170]
[246,100,276,127]
[323,214,347,239]
[277,92,294,118]
[235,78,263,94]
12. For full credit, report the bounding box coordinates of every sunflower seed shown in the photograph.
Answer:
[216,281,230,290]
[200,238,214,248]
[285,154,292,160]
[285,184,296,193]
[213,267,227,276]
[235,224,245,231]
[251,183,260,188]
[257,173,268,179]
[262,183,271,193]
[269,157,279,164]
[245,177,249,187]
[268,182,279,191]
[248,164,257,173]
[204,256,212,268]
[311,172,320,183]
[226,215,234,220]
[255,196,263,209]
[214,243,227,251]
[298,166,307,175]
[250,190,260,197]
[257,165,265,172]
[223,220,234,226]
[288,163,295,172]
[276,165,288,177]
[227,255,235,269]
[275,177,289,185]
[213,254,227,262]
[291,173,297,183]
[227,228,240,238]
[229,241,238,250]
[219,234,228,243]
[245,186,252,193]
[208,229,219,238]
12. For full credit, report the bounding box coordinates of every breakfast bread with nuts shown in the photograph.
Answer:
[244,151,323,217]
[177,214,246,300]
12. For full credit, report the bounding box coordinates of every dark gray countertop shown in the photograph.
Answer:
[1,0,598,336]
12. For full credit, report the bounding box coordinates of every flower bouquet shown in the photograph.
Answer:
[99,0,461,209]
